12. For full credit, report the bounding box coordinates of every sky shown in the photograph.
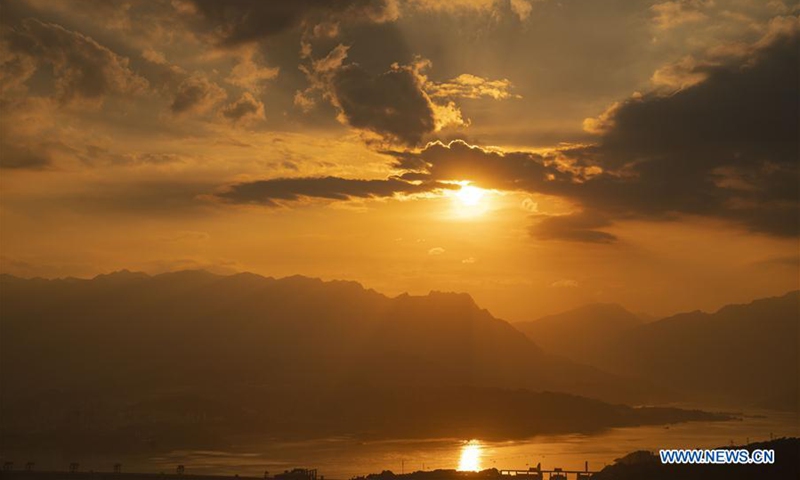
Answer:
[0,0,798,320]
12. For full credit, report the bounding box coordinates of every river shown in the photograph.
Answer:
[6,409,797,478]
[98,409,800,477]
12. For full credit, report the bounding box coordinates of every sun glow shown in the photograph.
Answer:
[455,185,486,207]
[450,184,490,217]
[457,440,483,472]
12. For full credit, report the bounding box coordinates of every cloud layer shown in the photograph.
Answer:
[222,20,799,242]
[0,0,796,246]
[217,176,456,206]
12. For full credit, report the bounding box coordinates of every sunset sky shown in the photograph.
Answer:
[0,0,797,320]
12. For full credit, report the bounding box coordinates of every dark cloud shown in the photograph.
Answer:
[170,73,226,114]
[184,0,398,47]
[562,21,799,237]
[0,18,148,104]
[529,213,617,244]
[392,140,615,242]
[221,92,265,123]
[394,140,570,190]
[0,142,50,169]
[217,176,456,206]
[251,22,798,242]
[397,24,799,241]
[329,62,436,145]
[298,45,464,146]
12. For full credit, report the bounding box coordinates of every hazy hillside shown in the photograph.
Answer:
[514,303,642,365]
[604,291,799,410]
[0,270,652,400]
[515,292,799,411]
[0,271,732,453]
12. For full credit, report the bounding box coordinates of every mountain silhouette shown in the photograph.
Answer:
[514,303,642,366]
[0,270,724,453]
[0,270,655,400]
[515,292,799,411]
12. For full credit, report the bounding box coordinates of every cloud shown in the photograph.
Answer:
[270,21,796,240]
[301,46,466,145]
[216,176,457,206]
[462,256,477,264]
[170,73,226,115]
[409,0,539,21]
[294,89,316,112]
[225,49,279,91]
[0,142,51,169]
[139,48,187,92]
[182,0,399,47]
[0,18,148,105]
[78,146,188,167]
[509,0,534,21]
[386,21,798,242]
[141,48,169,65]
[393,139,570,192]
[428,247,445,255]
[550,279,579,288]
[221,92,265,124]
[529,212,617,244]
[160,230,210,242]
[649,56,708,90]
[521,197,539,213]
[331,62,435,145]
[0,36,36,96]
[428,73,519,100]
[570,19,799,237]
[650,0,712,30]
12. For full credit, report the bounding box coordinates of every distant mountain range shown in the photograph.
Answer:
[0,270,644,400]
[514,303,644,367]
[515,293,799,411]
[0,270,724,453]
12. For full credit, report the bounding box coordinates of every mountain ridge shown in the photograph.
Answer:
[0,269,651,401]
[513,289,799,411]
[1,269,727,454]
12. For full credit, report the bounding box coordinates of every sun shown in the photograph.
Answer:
[455,185,486,207]
[450,184,490,217]
[457,440,483,472]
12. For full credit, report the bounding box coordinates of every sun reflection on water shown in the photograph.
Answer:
[457,440,482,472]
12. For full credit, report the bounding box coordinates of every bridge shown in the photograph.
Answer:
[500,461,599,479]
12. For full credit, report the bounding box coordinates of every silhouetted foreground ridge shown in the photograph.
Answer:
[590,437,799,480]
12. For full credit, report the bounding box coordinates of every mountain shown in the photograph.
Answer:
[603,291,799,411]
[514,303,642,365]
[0,270,641,399]
[515,292,800,411]
[0,270,718,454]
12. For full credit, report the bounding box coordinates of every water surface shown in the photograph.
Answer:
[8,410,797,478]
